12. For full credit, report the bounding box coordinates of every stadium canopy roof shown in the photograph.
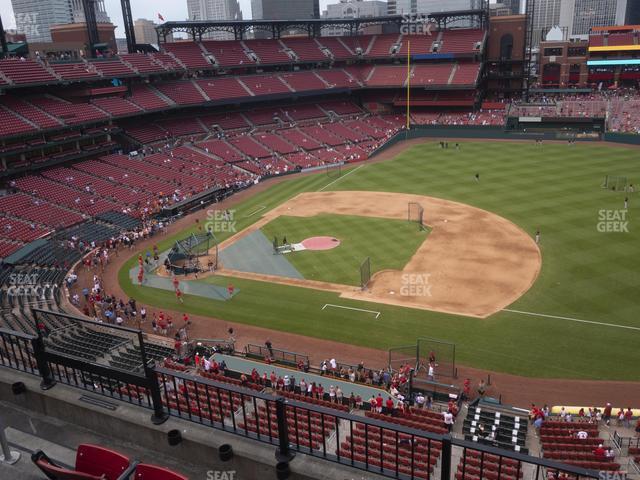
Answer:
[155,8,489,42]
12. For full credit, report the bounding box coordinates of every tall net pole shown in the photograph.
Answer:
[406,40,411,130]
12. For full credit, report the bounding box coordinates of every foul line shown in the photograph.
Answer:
[244,205,266,217]
[503,309,640,331]
[318,164,365,192]
[322,303,380,319]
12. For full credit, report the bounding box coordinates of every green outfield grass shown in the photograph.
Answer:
[260,214,428,285]
[119,141,640,381]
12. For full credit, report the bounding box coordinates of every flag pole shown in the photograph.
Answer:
[406,40,411,131]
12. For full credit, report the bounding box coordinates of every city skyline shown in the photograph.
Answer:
[1,0,503,39]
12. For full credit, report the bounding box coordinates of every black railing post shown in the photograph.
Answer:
[440,434,453,480]
[145,361,168,425]
[31,336,55,390]
[275,398,295,462]
[139,333,168,425]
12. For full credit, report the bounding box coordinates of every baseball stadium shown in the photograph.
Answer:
[0,1,638,479]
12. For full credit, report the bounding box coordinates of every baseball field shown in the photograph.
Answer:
[118,141,640,381]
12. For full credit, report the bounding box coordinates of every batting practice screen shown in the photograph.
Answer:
[408,202,425,230]
[360,256,371,290]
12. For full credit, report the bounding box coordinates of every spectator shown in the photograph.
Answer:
[477,379,486,398]
[603,403,612,426]
[593,444,606,461]
[624,408,633,428]
[385,397,395,414]
[444,410,455,432]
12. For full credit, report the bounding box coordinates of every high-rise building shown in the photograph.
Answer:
[559,0,629,37]
[502,0,521,15]
[10,0,110,43]
[323,0,387,36]
[70,0,111,24]
[388,0,479,15]
[134,18,173,45]
[626,0,640,24]
[186,0,242,40]
[251,0,320,20]
[251,0,319,37]
[530,0,563,46]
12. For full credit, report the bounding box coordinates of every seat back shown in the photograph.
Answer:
[134,463,188,480]
[32,451,103,480]
[75,444,131,480]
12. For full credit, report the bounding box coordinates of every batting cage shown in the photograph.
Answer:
[417,337,456,378]
[601,175,628,192]
[388,344,418,373]
[360,256,371,290]
[167,232,217,274]
[389,337,457,378]
[408,202,425,231]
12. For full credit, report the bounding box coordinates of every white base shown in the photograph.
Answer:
[0,450,21,465]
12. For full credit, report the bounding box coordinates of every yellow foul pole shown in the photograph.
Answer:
[406,40,411,130]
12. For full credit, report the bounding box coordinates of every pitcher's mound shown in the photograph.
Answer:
[301,236,341,251]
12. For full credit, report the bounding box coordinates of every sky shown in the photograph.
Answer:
[0,0,501,38]
[0,0,333,36]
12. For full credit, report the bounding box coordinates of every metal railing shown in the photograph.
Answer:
[245,343,309,368]
[0,327,38,375]
[0,311,602,480]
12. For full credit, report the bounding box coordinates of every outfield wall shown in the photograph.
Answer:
[369,125,636,160]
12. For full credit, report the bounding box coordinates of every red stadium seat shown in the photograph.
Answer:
[32,444,131,480]
[134,464,188,480]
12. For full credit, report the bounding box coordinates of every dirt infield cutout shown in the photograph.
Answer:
[213,191,541,318]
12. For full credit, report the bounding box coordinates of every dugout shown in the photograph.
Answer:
[505,116,605,136]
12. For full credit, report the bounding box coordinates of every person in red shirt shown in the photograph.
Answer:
[317,384,324,400]
[463,378,471,400]
[603,403,613,425]
[175,288,183,303]
[375,394,383,413]
[137,268,144,284]
[623,408,633,428]
[270,371,277,387]
[182,313,189,325]
[227,283,235,297]
[172,276,180,290]
[385,397,394,414]
[593,444,606,461]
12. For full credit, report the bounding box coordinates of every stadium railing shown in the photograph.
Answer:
[245,343,309,368]
[0,311,601,480]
